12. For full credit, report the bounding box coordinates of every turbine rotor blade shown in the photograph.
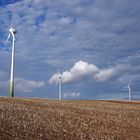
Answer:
[128,80,132,86]
[56,78,59,85]
[6,33,11,42]
[11,12,15,28]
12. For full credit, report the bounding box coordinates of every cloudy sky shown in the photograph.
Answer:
[0,0,140,100]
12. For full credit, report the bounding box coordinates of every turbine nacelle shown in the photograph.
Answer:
[7,28,17,42]
[56,75,62,85]
[9,27,17,34]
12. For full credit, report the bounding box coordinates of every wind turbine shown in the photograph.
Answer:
[128,81,132,101]
[6,14,17,97]
[56,71,62,100]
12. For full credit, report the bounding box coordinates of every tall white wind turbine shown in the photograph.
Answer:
[57,71,62,100]
[128,81,132,101]
[7,14,17,97]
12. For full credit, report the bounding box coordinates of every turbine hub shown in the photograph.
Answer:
[9,28,17,34]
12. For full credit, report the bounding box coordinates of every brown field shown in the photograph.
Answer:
[0,97,140,140]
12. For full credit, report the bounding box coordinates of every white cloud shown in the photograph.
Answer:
[49,61,132,83]
[49,60,99,84]
[63,92,81,98]
[0,78,45,93]
[95,64,130,81]
[94,68,118,81]
[15,78,45,92]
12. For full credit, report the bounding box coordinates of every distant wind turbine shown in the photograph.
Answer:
[56,71,62,100]
[6,14,17,97]
[128,81,132,101]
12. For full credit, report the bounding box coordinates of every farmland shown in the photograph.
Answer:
[0,97,140,140]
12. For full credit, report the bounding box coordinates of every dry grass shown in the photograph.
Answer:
[0,97,140,140]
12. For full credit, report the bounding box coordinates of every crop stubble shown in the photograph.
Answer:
[0,97,140,140]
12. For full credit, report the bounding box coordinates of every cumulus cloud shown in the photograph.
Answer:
[94,64,129,81]
[14,78,45,92]
[0,78,45,93]
[63,92,81,99]
[94,68,118,81]
[49,60,99,84]
[49,61,131,83]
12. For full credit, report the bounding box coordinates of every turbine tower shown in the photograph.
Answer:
[7,15,17,97]
[57,71,62,100]
[128,81,132,101]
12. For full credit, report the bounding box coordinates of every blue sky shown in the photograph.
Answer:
[0,0,140,100]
